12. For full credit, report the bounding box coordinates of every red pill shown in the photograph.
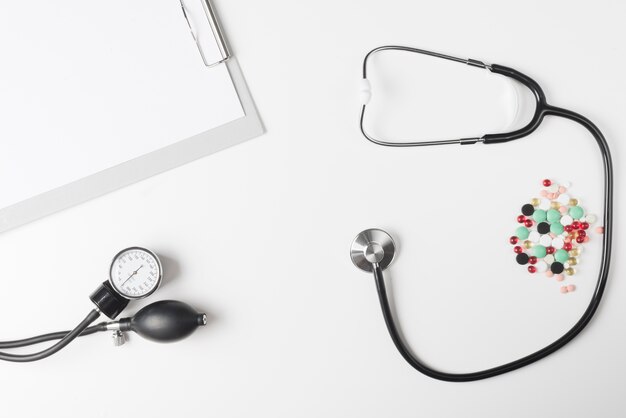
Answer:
[517,215,526,223]
[564,225,573,233]
[576,236,585,244]
[572,221,580,230]
[581,222,590,230]
[543,179,552,187]
[546,246,555,254]
[528,265,537,273]
[578,230,586,238]
[509,236,519,245]
[529,256,538,265]
[524,219,533,227]
[514,246,523,254]
[563,242,573,251]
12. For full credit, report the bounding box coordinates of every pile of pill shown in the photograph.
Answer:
[509,179,603,294]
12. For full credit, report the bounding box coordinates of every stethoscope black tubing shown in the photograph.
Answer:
[0,310,100,362]
[362,48,613,382]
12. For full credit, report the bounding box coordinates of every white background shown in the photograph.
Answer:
[0,0,624,417]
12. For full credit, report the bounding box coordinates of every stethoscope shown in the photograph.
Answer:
[350,46,613,382]
[0,247,206,362]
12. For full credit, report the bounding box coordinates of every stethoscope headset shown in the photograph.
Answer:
[0,247,206,362]
[350,46,613,382]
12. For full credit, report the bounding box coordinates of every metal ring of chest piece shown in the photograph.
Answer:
[353,46,614,382]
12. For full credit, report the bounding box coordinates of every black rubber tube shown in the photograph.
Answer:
[0,310,100,362]
[0,322,108,349]
[370,104,613,382]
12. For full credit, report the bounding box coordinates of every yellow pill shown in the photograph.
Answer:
[569,248,580,257]
[550,201,560,209]
[523,240,533,249]
[531,198,541,207]
[565,267,576,276]
[569,198,578,206]
[568,257,578,266]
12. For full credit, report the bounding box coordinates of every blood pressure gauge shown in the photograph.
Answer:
[90,247,163,319]
[109,247,162,299]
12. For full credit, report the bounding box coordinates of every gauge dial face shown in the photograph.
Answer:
[109,247,162,299]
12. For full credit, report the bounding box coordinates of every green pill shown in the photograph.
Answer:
[533,209,547,223]
[569,206,584,219]
[547,209,561,223]
[533,245,547,258]
[555,249,569,263]
[515,226,530,240]
[550,222,564,235]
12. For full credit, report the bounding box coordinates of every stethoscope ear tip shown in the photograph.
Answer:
[350,228,396,273]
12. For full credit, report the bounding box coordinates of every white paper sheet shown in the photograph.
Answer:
[0,0,244,209]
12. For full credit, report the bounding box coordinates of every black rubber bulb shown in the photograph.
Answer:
[119,300,206,343]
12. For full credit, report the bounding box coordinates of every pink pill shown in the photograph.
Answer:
[567,284,576,292]
[553,192,560,199]
[550,233,556,238]
[555,274,564,282]
[545,271,554,278]
[540,190,548,197]
[560,286,568,294]
[596,226,605,234]
[559,206,568,214]
[584,236,590,243]
[564,237,571,243]
[559,186,567,193]
[547,193,555,199]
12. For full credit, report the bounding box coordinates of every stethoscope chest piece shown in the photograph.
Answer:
[350,228,395,272]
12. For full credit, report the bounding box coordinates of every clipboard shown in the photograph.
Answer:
[0,0,263,233]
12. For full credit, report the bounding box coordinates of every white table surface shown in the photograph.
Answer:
[1,0,624,417]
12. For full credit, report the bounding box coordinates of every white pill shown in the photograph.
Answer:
[528,231,540,243]
[540,235,552,246]
[564,262,570,269]
[557,194,570,205]
[545,254,555,264]
[586,214,597,224]
[560,215,573,226]
[535,261,548,273]
[539,198,551,210]
[562,181,572,188]
[552,237,564,249]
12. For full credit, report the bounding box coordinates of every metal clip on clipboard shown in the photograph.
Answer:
[179,0,231,67]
